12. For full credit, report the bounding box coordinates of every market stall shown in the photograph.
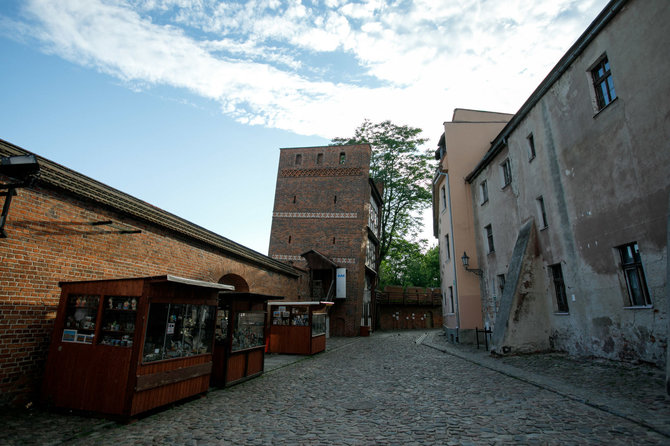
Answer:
[267,301,332,355]
[211,292,281,386]
[41,275,233,417]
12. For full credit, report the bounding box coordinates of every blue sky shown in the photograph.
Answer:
[0,0,608,253]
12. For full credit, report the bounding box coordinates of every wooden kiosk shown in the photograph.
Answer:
[211,292,280,386]
[267,301,331,355]
[41,275,233,417]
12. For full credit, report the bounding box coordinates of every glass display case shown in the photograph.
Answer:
[312,313,326,337]
[292,306,309,326]
[267,302,330,355]
[215,308,229,343]
[99,295,138,347]
[231,312,265,352]
[62,294,99,344]
[142,303,216,363]
[43,275,230,417]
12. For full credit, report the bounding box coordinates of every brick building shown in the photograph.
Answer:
[268,144,382,337]
[0,139,305,406]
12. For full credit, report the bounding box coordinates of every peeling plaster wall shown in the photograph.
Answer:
[470,0,670,366]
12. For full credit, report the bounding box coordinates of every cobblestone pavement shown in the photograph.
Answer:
[2,330,670,445]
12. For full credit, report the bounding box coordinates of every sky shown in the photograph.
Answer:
[0,0,609,254]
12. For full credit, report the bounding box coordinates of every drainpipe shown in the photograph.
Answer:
[434,169,460,340]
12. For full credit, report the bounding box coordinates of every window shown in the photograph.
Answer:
[480,180,489,205]
[441,185,447,209]
[500,158,512,187]
[339,152,346,164]
[142,303,216,362]
[448,286,455,314]
[591,56,616,110]
[537,196,548,228]
[317,153,323,164]
[444,234,450,261]
[288,235,292,244]
[497,274,506,294]
[485,224,494,253]
[527,133,536,161]
[549,264,569,313]
[295,154,302,165]
[334,195,337,204]
[293,195,296,204]
[618,242,651,306]
[366,238,377,270]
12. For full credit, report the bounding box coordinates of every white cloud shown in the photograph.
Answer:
[10,0,609,143]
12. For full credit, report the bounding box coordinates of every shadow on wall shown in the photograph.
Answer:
[219,274,250,293]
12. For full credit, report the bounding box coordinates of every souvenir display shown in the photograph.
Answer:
[231,312,265,352]
[63,294,99,334]
[99,295,138,347]
[142,303,216,362]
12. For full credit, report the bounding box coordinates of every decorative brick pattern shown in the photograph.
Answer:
[280,167,363,178]
[271,254,357,265]
[272,212,358,219]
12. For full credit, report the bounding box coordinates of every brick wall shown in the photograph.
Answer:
[269,145,373,336]
[0,182,303,406]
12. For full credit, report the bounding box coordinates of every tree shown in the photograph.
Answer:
[379,240,440,289]
[332,120,432,262]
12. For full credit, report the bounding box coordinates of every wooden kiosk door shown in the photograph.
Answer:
[211,304,230,386]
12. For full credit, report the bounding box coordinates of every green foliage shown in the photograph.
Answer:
[332,119,433,262]
[378,240,440,289]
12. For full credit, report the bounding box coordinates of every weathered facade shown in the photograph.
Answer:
[0,139,305,406]
[268,144,382,337]
[433,109,512,344]
[464,0,669,366]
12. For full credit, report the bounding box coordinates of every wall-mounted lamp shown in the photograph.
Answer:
[461,251,483,277]
[0,154,40,238]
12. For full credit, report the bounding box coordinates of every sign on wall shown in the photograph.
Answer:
[336,268,346,299]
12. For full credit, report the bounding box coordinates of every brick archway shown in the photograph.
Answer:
[219,274,250,293]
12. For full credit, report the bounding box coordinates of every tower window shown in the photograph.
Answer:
[317,153,323,164]
[288,235,292,244]
[295,154,302,165]
[339,152,346,164]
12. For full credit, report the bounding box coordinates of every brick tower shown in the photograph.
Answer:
[268,144,382,337]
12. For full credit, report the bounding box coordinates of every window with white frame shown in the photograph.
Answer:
[618,242,651,307]
[527,133,536,161]
[536,196,548,229]
[480,180,489,205]
[484,224,495,253]
[500,158,512,188]
[591,55,616,111]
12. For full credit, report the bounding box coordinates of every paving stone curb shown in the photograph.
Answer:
[421,331,670,440]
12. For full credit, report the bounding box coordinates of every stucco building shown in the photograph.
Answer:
[268,144,382,337]
[463,0,669,367]
[432,109,512,344]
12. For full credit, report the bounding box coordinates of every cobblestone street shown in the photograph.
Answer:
[3,330,670,445]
